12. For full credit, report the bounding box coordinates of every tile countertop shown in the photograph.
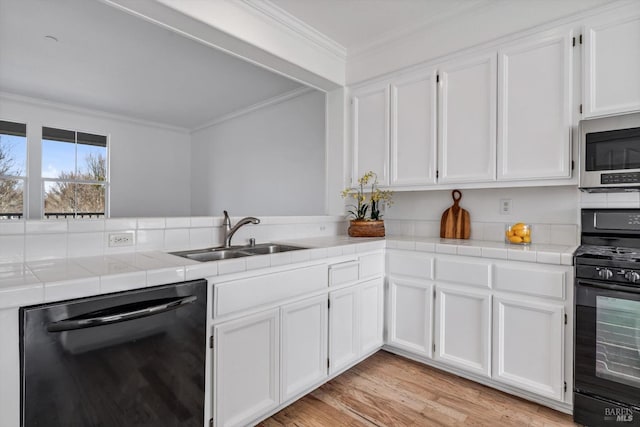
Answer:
[386,236,577,266]
[0,236,576,310]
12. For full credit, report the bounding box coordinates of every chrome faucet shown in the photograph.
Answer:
[223,210,260,247]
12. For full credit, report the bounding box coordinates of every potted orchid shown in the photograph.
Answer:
[341,171,393,237]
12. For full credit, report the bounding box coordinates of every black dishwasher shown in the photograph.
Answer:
[19,279,207,427]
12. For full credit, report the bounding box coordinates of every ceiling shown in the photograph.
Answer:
[268,0,492,54]
[0,0,303,130]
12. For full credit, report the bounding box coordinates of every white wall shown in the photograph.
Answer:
[191,90,326,217]
[0,94,191,218]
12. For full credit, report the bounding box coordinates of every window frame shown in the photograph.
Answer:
[0,119,28,219]
[41,125,110,219]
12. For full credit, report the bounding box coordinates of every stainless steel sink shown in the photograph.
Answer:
[170,243,308,262]
[238,244,307,255]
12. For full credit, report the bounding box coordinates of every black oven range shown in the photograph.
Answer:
[574,209,640,426]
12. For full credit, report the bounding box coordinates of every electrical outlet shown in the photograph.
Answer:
[500,199,512,215]
[108,232,135,247]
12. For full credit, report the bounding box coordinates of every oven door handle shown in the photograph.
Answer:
[577,279,640,294]
[47,295,198,332]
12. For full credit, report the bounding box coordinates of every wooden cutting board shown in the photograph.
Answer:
[440,190,470,239]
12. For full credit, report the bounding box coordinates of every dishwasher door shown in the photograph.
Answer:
[20,279,207,427]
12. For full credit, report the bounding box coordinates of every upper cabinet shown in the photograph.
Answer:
[351,82,390,186]
[350,5,640,191]
[497,30,573,180]
[583,10,640,118]
[390,68,438,186]
[438,53,497,183]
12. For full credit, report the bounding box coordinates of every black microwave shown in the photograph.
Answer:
[580,112,640,192]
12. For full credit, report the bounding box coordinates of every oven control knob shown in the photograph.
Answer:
[625,271,640,283]
[597,268,613,279]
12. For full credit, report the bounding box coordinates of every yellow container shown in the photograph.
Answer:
[505,223,531,245]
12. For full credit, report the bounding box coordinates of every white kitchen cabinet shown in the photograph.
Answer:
[434,284,491,377]
[359,278,384,354]
[214,308,280,427]
[329,277,384,374]
[438,52,497,183]
[387,277,433,357]
[389,67,438,186]
[583,10,640,117]
[329,285,359,374]
[281,295,328,402]
[352,81,390,186]
[497,29,573,180]
[493,296,565,401]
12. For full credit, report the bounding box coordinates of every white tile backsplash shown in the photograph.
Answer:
[164,228,190,251]
[67,232,105,258]
[1,216,346,264]
[25,233,67,261]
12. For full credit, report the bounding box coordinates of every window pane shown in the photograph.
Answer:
[0,178,23,218]
[42,138,76,178]
[44,181,76,217]
[0,120,27,177]
[76,183,105,217]
[77,143,107,181]
[43,181,105,218]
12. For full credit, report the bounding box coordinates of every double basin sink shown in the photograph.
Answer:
[170,243,308,263]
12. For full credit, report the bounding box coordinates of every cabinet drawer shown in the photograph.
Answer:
[359,253,384,280]
[215,264,328,316]
[494,263,567,300]
[329,261,360,286]
[387,251,434,280]
[435,257,491,288]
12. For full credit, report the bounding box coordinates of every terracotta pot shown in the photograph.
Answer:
[348,220,385,237]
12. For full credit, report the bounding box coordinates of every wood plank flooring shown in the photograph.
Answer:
[259,351,576,427]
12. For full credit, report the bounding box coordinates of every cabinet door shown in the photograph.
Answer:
[329,285,359,374]
[493,296,565,401]
[359,278,384,354]
[215,309,280,427]
[497,30,573,180]
[435,285,491,377]
[281,295,328,402]
[352,82,390,186]
[583,11,640,117]
[438,53,497,183]
[390,68,437,186]
[388,277,433,357]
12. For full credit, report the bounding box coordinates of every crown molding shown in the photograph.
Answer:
[192,86,315,132]
[0,91,190,134]
[239,0,347,61]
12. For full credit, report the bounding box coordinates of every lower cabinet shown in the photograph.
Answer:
[492,296,565,400]
[387,277,433,357]
[329,278,384,375]
[434,284,492,377]
[214,308,280,427]
[385,249,572,408]
[281,295,328,402]
[215,295,329,427]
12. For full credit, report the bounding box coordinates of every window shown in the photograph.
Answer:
[0,120,27,219]
[42,127,108,218]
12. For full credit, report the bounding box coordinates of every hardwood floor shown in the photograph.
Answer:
[259,351,576,426]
